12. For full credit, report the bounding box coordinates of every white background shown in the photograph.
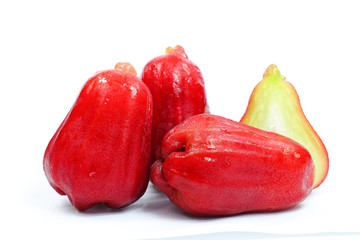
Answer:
[1,0,360,239]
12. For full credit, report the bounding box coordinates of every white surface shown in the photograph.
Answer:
[1,0,360,239]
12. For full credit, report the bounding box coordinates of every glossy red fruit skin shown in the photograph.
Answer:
[141,46,207,162]
[44,69,153,211]
[151,114,314,216]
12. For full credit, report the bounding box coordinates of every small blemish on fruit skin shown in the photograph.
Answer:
[89,172,96,177]
[295,153,301,158]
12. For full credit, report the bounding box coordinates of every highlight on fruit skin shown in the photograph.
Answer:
[240,64,329,189]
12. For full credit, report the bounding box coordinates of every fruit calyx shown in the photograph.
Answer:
[114,62,137,75]
[165,45,188,58]
[263,64,286,82]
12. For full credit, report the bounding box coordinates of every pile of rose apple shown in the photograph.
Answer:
[43,46,328,216]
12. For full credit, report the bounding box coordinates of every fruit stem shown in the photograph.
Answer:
[263,64,285,82]
[114,62,137,75]
[165,45,188,58]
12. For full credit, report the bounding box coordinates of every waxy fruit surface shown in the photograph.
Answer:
[44,64,153,210]
[241,64,329,188]
[151,114,314,216]
[142,46,207,162]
